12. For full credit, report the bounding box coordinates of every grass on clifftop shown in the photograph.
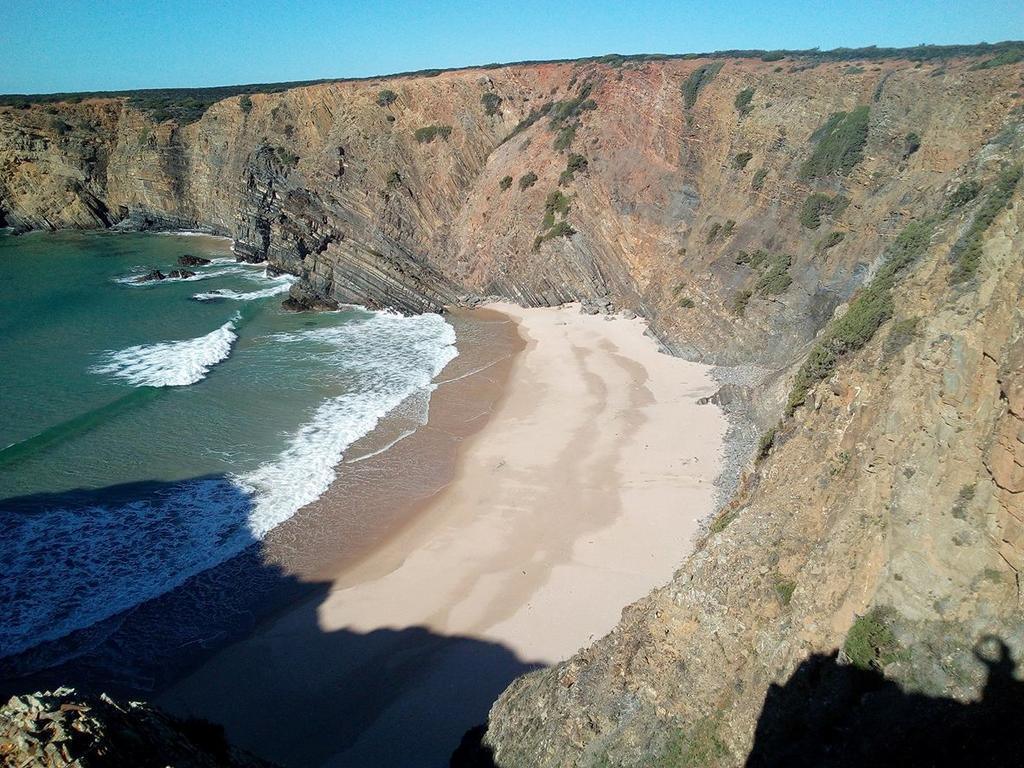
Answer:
[3,42,1021,123]
[786,218,934,414]
[800,106,870,178]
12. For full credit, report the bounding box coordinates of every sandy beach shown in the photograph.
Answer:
[159,303,727,767]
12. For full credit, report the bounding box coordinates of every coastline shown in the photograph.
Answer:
[158,302,727,767]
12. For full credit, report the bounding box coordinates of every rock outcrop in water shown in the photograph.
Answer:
[2,45,1024,766]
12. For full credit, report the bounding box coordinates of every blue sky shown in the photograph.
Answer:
[2,0,1023,94]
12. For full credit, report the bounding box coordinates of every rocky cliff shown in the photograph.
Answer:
[0,688,277,767]
[2,50,1019,363]
[3,46,1024,766]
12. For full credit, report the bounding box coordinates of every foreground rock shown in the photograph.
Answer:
[134,270,165,282]
[0,689,277,767]
[178,254,211,266]
[167,269,195,279]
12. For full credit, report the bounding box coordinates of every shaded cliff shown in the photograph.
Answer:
[0,688,277,767]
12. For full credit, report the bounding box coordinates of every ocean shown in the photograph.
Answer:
[0,231,458,681]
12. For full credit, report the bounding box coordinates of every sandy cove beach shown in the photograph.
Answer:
[159,303,727,767]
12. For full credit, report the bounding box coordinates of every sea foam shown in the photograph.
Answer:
[90,315,239,387]
[192,275,296,301]
[0,311,457,661]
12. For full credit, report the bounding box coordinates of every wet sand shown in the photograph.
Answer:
[159,303,727,767]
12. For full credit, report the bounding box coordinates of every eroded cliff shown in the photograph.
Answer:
[3,47,1024,766]
[2,51,1020,365]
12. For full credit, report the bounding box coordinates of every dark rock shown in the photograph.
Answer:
[135,270,166,282]
[178,254,211,267]
[167,269,196,279]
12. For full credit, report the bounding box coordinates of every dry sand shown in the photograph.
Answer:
[159,303,726,767]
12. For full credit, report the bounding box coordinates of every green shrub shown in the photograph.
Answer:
[682,62,723,109]
[559,153,588,186]
[816,230,846,254]
[386,169,402,186]
[499,175,513,191]
[734,151,753,169]
[944,180,982,214]
[971,48,1024,69]
[709,508,737,534]
[761,51,785,62]
[678,296,696,308]
[272,146,299,167]
[951,483,976,519]
[844,65,866,75]
[504,103,551,142]
[732,289,752,316]
[553,124,575,151]
[706,222,722,244]
[481,92,502,116]
[754,254,793,295]
[756,425,777,461]
[785,219,933,414]
[239,94,253,113]
[414,125,452,143]
[800,105,870,178]
[533,220,576,250]
[751,168,768,191]
[518,171,538,190]
[542,189,571,228]
[548,82,598,127]
[722,219,736,237]
[903,132,921,158]
[800,193,848,229]
[376,89,398,107]
[734,87,755,116]
[950,165,1022,283]
[774,576,796,605]
[844,608,900,670]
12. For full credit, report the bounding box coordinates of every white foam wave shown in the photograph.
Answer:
[193,276,296,301]
[239,312,457,537]
[0,311,457,659]
[115,266,249,286]
[90,314,239,387]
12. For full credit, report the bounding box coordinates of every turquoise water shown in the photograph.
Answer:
[0,231,457,661]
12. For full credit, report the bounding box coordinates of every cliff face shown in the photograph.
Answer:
[2,56,1019,362]
[482,121,1024,765]
[3,53,1024,766]
[0,688,277,767]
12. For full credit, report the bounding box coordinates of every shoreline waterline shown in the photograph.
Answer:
[158,302,728,768]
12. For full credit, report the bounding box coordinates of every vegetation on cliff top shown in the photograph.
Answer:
[2,41,1019,125]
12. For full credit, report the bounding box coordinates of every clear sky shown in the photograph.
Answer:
[2,0,1023,94]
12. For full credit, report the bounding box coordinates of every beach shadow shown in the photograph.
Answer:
[745,639,1024,768]
[0,476,540,768]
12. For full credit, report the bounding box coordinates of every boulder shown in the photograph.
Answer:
[135,270,165,282]
[178,254,211,266]
[167,269,196,280]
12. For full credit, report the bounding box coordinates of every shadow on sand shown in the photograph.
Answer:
[0,476,540,768]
